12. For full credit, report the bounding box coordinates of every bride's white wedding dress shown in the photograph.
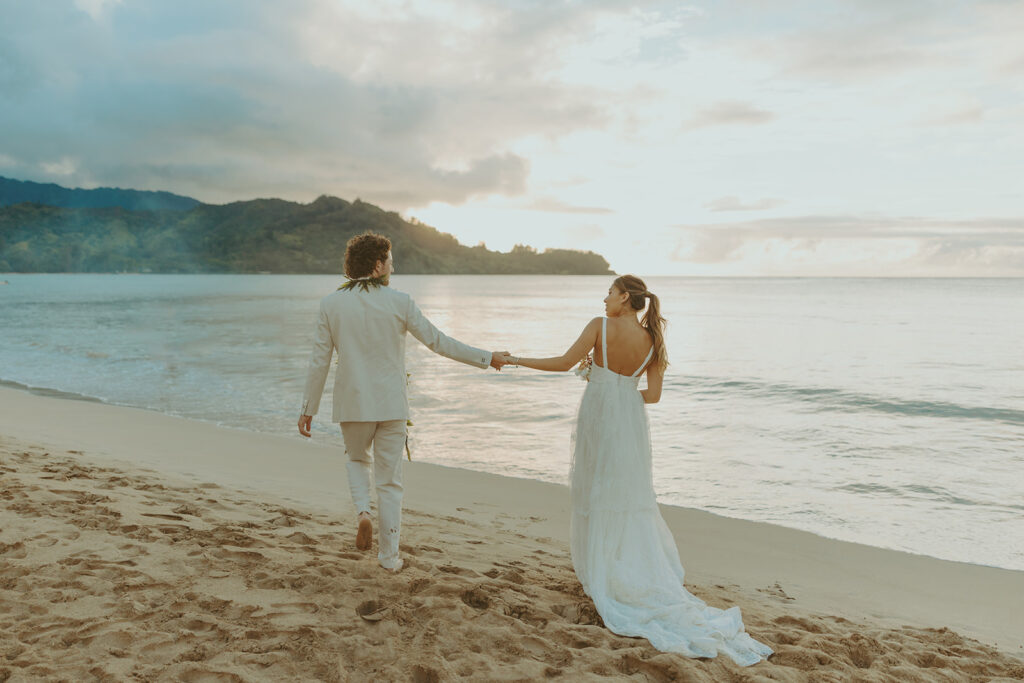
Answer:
[569,318,773,667]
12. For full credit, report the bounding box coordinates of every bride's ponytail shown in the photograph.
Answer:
[613,275,668,371]
[641,290,668,371]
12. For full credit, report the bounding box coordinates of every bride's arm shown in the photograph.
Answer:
[639,364,664,404]
[514,318,601,372]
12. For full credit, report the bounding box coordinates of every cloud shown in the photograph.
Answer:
[739,3,954,83]
[671,214,1024,274]
[0,0,617,207]
[38,157,78,176]
[781,37,935,82]
[704,196,785,212]
[685,101,775,130]
[923,105,985,126]
[525,197,614,215]
[734,0,1024,90]
[73,0,122,20]
[1002,53,1024,74]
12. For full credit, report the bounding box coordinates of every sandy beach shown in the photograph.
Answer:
[1,385,1023,681]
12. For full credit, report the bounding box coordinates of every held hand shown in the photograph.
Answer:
[490,351,512,371]
[298,414,313,438]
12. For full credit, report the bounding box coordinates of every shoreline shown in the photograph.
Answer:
[1,378,1019,575]
[2,384,1023,656]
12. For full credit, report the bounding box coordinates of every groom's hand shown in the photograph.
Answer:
[298,414,313,437]
[490,351,511,371]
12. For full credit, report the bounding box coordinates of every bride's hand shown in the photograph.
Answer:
[490,351,512,370]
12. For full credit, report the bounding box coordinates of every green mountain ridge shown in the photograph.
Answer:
[0,183,613,275]
[0,175,200,212]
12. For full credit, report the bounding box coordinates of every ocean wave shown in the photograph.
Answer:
[0,378,104,403]
[691,378,1024,426]
[834,482,1024,511]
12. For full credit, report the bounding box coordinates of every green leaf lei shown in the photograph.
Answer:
[338,275,388,292]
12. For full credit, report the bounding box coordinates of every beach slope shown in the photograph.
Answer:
[1,386,1022,680]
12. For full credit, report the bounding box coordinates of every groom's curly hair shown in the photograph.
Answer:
[344,231,392,279]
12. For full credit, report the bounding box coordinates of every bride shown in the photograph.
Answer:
[508,275,773,667]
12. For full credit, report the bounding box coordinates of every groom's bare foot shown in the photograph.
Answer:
[356,514,372,551]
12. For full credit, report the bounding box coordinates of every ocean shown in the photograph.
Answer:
[1,274,1022,570]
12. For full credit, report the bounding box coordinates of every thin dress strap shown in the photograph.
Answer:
[601,317,608,369]
[631,344,655,377]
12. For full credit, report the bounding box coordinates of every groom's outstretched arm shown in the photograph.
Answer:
[405,297,493,369]
[300,300,335,422]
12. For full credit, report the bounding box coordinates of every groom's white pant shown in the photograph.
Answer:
[339,420,406,569]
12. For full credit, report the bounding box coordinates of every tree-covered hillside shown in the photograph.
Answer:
[0,194,612,275]
[0,176,200,211]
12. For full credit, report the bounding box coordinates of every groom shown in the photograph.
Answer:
[297,231,509,572]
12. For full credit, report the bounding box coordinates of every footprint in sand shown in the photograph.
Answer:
[0,542,27,559]
[552,601,604,627]
[211,548,266,563]
[773,615,825,637]
[411,664,441,683]
[180,618,223,633]
[336,551,364,561]
[140,513,186,521]
[270,601,320,613]
[408,578,431,594]
[84,630,135,649]
[270,515,297,527]
[460,586,492,609]
[356,600,389,621]
[31,534,59,548]
[285,531,317,545]
[177,667,245,682]
[438,564,479,577]
[758,581,796,602]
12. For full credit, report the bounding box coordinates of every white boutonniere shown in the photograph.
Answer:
[574,354,593,382]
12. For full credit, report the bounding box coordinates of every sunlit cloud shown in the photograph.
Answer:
[684,101,775,130]
[72,0,122,21]
[671,215,1024,275]
[39,157,78,176]
[525,197,614,215]
[922,104,985,127]
[704,196,786,212]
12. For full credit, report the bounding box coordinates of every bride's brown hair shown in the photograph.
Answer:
[612,274,668,371]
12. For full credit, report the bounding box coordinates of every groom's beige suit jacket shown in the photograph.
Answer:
[301,285,491,423]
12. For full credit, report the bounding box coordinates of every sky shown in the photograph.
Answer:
[2,0,1023,275]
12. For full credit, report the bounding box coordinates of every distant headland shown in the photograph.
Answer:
[0,176,613,275]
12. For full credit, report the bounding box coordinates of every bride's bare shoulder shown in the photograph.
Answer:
[573,317,602,342]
